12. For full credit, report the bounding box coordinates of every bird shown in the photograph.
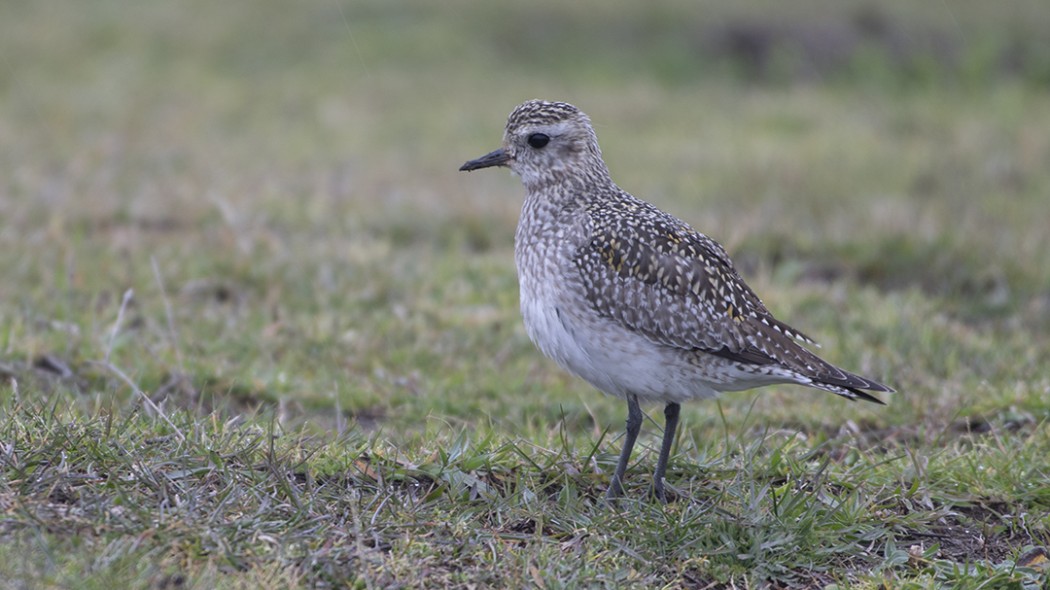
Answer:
[459,99,892,502]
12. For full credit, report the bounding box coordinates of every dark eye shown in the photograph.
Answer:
[527,133,550,149]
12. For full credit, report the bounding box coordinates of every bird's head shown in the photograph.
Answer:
[460,100,609,188]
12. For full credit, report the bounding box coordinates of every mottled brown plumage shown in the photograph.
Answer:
[460,99,892,501]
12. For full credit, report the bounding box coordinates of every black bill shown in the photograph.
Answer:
[459,148,510,171]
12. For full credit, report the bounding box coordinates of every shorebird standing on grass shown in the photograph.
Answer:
[459,99,892,502]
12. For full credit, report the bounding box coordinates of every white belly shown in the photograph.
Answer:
[520,291,725,404]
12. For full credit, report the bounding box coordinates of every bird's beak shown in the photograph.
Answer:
[459,148,510,171]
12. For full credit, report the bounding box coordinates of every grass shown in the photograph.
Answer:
[2,0,1049,588]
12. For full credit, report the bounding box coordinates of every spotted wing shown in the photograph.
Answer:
[571,197,890,398]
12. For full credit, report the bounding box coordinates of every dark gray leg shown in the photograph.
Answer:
[652,402,680,503]
[606,394,643,501]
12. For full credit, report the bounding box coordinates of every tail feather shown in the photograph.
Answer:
[809,370,893,404]
[706,341,894,405]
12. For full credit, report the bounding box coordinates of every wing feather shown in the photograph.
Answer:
[570,196,891,396]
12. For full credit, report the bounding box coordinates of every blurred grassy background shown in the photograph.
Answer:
[2,1,1049,587]
[3,0,1047,430]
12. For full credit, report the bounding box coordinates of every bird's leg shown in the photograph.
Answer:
[652,402,680,503]
[606,394,643,501]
